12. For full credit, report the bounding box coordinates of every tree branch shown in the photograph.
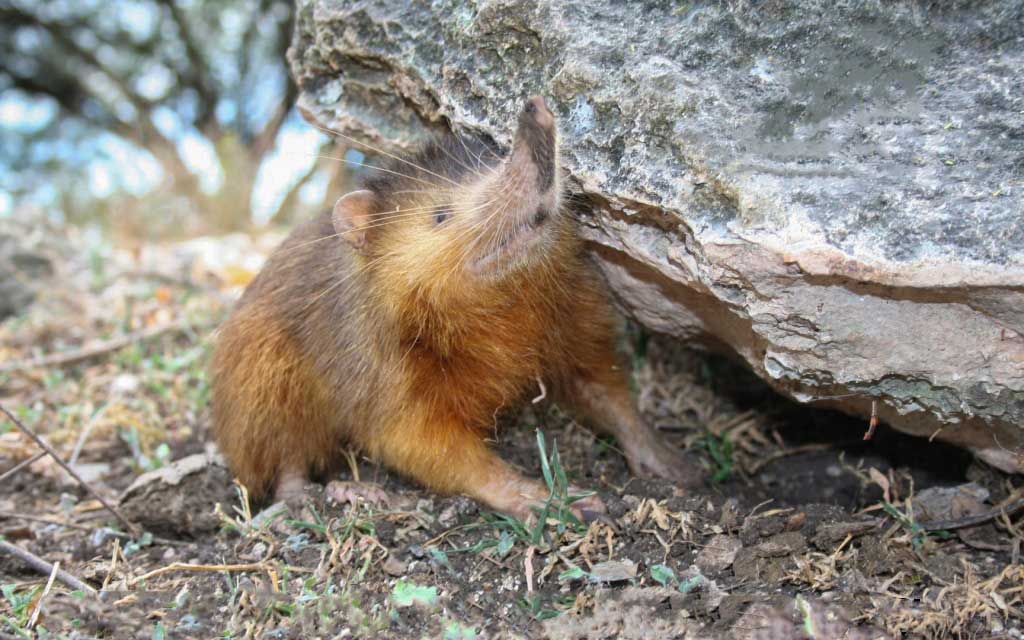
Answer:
[155,0,218,128]
[1,6,158,130]
[247,1,297,159]
[266,143,327,226]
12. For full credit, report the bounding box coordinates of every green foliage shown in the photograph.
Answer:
[648,564,702,593]
[119,427,171,472]
[496,530,515,557]
[123,531,154,557]
[2,583,40,633]
[517,594,559,621]
[285,504,328,535]
[443,621,477,640]
[534,429,591,534]
[649,563,676,587]
[678,574,703,593]
[625,320,650,381]
[880,501,949,548]
[698,431,734,483]
[427,546,455,574]
[558,565,587,582]
[390,581,438,608]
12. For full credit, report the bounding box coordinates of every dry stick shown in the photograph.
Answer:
[531,376,547,404]
[524,546,536,594]
[864,400,879,441]
[0,319,198,373]
[101,539,120,591]
[128,562,271,587]
[0,511,186,547]
[0,404,140,536]
[0,450,47,483]
[27,560,59,629]
[918,496,1024,532]
[0,539,97,596]
[69,403,109,466]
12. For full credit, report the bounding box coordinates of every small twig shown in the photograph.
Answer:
[0,539,97,596]
[524,545,536,593]
[0,511,99,533]
[422,522,482,548]
[745,498,775,519]
[343,447,360,483]
[28,560,60,628]
[0,404,141,536]
[919,496,1024,532]
[0,451,47,483]
[0,319,197,373]
[864,400,879,441]
[532,376,547,404]
[102,539,120,591]
[70,403,109,466]
[0,511,185,546]
[128,562,272,587]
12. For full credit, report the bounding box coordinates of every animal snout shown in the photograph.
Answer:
[524,95,554,130]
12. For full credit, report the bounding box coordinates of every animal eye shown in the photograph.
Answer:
[435,208,451,225]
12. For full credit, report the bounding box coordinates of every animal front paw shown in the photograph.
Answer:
[474,472,606,524]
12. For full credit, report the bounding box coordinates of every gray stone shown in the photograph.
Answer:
[0,232,53,319]
[288,0,1024,471]
[119,452,236,537]
[696,534,742,575]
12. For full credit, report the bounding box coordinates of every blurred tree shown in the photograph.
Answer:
[0,0,341,237]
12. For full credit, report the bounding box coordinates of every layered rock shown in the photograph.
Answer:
[288,0,1024,471]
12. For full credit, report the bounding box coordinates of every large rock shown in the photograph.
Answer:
[288,1,1024,472]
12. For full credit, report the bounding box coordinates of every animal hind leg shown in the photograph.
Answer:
[561,357,704,488]
[368,411,604,521]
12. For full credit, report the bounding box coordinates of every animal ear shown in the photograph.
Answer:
[332,190,376,250]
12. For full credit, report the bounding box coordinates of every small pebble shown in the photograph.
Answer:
[383,555,407,577]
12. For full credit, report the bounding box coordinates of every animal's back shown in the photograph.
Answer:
[211,212,375,500]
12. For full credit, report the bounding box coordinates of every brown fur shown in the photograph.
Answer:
[211,98,698,516]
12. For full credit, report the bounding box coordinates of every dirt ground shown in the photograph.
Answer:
[1,221,1022,639]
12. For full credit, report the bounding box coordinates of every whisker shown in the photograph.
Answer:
[273,202,465,259]
[452,161,524,276]
[306,123,464,189]
[301,250,396,311]
[281,152,441,188]
[329,197,498,246]
[389,188,463,197]
[455,131,499,176]
[436,135,487,181]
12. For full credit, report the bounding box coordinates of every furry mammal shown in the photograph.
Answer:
[211,97,698,518]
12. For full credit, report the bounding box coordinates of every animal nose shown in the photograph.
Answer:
[523,95,554,130]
